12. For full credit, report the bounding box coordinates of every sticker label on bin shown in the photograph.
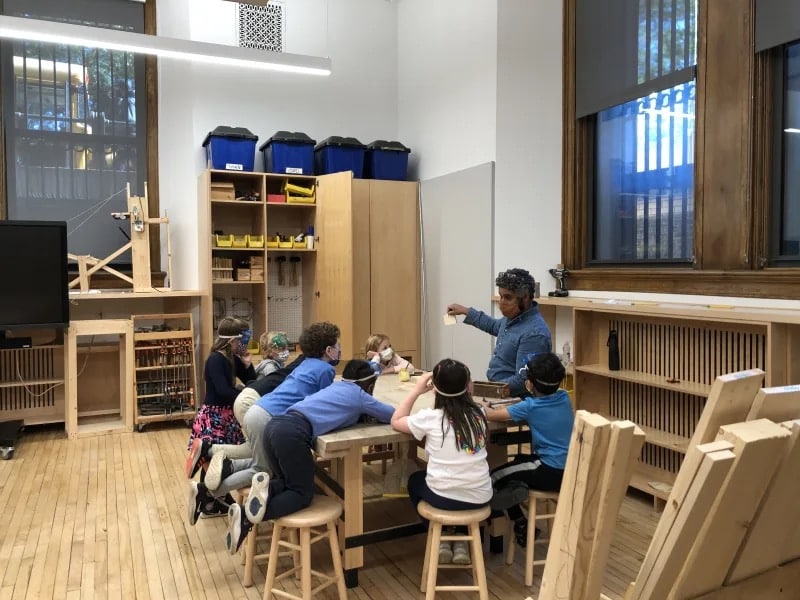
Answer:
[225,163,244,171]
[285,167,303,174]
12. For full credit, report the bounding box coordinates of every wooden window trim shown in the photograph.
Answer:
[0,0,161,275]
[562,0,800,299]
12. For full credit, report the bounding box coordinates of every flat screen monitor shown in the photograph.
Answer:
[0,220,69,330]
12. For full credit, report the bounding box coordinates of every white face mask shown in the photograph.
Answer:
[379,347,394,362]
[277,350,290,361]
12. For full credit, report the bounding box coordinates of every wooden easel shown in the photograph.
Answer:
[68,183,173,292]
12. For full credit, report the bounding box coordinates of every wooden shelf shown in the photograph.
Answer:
[266,248,316,253]
[0,378,63,389]
[629,461,677,503]
[210,169,264,178]
[210,199,265,206]
[135,364,191,372]
[211,279,265,285]
[265,173,316,182]
[266,202,316,208]
[136,391,193,400]
[576,364,712,397]
[133,331,192,341]
[0,344,62,352]
[212,247,266,252]
[599,413,690,453]
[68,290,206,300]
[136,410,195,424]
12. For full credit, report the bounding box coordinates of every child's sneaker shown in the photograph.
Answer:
[187,481,208,526]
[205,452,233,491]
[438,540,453,564]
[452,540,471,565]
[245,472,270,523]
[199,499,228,519]
[186,438,211,478]
[225,503,252,555]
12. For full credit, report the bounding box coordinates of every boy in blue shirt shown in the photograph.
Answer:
[224,359,395,554]
[484,352,573,546]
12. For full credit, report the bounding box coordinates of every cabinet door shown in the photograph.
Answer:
[314,172,358,356]
[369,180,420,354]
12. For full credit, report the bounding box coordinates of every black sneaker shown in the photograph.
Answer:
[205,452,234,491]
[225,503,252,555]
[199,498,228,519]
[513,519,542,548]
[187,481,209,526]
[186,438,211,479]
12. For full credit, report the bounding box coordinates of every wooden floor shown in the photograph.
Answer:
[0,424,659,599]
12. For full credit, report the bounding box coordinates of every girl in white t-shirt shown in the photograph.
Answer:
[391,358,492,566]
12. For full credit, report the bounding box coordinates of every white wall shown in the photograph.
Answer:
[494,0,563,297]
[397,0,498,181]
[157,0,399,289]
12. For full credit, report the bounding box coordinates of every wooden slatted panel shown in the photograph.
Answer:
[0,347,64,424]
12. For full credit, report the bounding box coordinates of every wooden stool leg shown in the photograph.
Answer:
[290,528,301,580]
[421,524,433,592]
[506,516,516,565]
[469,522,489,600]
[300,527,312,599]
[244,523,257,586]
[424,522,442,600]
[525,498,537,588]
[263,523,283,600]
[326,521,348,600]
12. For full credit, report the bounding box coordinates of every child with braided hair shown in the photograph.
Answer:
[391,359,492,566]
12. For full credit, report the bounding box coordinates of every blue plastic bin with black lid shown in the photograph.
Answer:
[314,136,367,178]
[260,131,316,175]
[202,126,258,172]
[365,140,411,180]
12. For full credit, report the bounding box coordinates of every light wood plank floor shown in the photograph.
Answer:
[0,424,659,599]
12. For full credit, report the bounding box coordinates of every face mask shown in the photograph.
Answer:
[328,346,341,367]
[239,329,252,347]
[277,350,290,361]
[379,347,394,362]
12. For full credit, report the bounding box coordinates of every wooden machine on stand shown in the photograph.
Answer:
[68,183,173,292]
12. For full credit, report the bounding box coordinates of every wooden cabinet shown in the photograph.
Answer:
[132,313,197,431]
[199,169,420,367]
[538,297,800,507]
[315,172,420,363]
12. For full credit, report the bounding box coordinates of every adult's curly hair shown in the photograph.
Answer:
[299,321,341,358]
[495,268,536,300]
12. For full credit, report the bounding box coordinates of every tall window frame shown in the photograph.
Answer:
[0,0,160,275]
[563,0,800,299]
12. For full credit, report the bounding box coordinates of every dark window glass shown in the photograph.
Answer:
[2,0,146,265]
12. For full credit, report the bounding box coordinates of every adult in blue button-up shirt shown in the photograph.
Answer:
[447,268,552,396]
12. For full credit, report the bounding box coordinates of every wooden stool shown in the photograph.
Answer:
[505,489,559,587]
[418,501,491,600]
[262,495,347,600]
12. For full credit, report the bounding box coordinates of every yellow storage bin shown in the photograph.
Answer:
[284,182,315,197]
[266,235,280,248]
[278,236,294,248]
[247,235,265,248]
[232,235,248,248]
[286,194,316,204]
[215,234,233,248]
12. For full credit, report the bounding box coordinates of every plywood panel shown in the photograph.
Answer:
[369,180,419,355]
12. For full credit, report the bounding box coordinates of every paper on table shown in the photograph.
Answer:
[443,314,457,326]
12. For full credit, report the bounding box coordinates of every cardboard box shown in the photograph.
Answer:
[235,268,251,281]
[210,181,235,201]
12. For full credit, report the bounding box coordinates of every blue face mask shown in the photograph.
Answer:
[328,345,341,367]
[240,329,252,347]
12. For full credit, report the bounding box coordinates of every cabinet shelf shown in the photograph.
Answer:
[599,413,690,453]
[211,199,265,206]
[212,279,265,285]
[136,411,195,424]
[266,203,316,209]
[266,248,316,253]
[576,364,712,397]
[629,461,676,502]
[0,378,63,389]
[135,364,192,372]
[212,247,266,252]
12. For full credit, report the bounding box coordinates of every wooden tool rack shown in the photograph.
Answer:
[132,313,197,431]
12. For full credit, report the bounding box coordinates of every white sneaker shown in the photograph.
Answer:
[438,540,453,564]
[452,540,471,565]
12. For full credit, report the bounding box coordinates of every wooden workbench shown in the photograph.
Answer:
[315,373,516,588]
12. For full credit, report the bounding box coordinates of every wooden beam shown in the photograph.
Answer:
[690,558,800,600]
[670,420,791,599]
[746,387,800,422]
[728,420,800,582]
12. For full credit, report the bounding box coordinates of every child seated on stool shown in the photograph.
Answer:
[365,333,415,375]
[225,359,395,554]
[484,352,573,547]
[254,331,290,379]
[391,359,492,566]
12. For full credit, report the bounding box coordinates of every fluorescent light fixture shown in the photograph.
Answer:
[640,107,695,120]
[0,15,331,76]
[784,128,800,134]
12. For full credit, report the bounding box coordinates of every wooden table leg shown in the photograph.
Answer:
[341,445,364,588]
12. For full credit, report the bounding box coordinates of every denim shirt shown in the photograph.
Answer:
[464,304,552,396]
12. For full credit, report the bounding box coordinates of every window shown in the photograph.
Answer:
[587,0,697,265]
[1,0,149,265]
[770,41,800,263]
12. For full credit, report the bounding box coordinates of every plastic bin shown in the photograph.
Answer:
[314,136,366,178]
[260,131,316,175]
[202,126,258,172]
[365,140,411,180]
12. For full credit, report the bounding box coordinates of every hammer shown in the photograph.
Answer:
[277,256,287,285]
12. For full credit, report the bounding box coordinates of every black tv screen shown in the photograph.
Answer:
[0,220,69,330]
